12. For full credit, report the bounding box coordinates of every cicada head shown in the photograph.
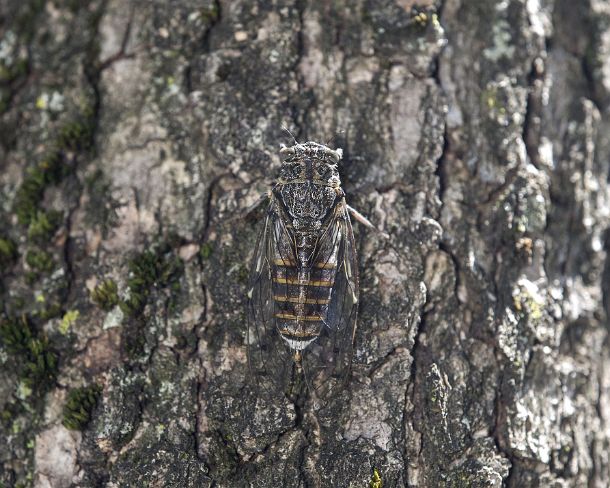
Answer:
[278,141,342,188]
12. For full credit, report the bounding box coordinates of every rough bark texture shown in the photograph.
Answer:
[1,0,610,487]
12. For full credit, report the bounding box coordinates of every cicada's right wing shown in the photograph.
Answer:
[246,201,297,399]
[302,201,359,403]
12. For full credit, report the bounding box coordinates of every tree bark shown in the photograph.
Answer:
[1,0,610,487]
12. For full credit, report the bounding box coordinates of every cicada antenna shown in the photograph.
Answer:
[324,129,346,148]
[281,125,300,146]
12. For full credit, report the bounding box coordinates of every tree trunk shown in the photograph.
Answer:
[1,0,610,486]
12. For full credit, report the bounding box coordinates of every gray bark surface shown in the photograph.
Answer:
[1,0,610,487]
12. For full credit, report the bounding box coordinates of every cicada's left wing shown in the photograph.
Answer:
[246,201,297,400]
[302,201,359,402]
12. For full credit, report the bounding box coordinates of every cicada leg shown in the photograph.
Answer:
[346,204,389,239]
[226,191,271,224]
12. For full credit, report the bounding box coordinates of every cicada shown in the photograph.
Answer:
[247,141,376,402]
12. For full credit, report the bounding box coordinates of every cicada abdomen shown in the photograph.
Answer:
[247,141,359,403]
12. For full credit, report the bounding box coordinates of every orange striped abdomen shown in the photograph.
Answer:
[272,258,336,351]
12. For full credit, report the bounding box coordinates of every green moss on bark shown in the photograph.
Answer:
[200,242,213,259]
[120,246,183,317]
[13,110,96,225]
[25,249,53,272]
[90,279,119,311]
[0,315,57,390]
[62,384,102,430]
[0,238,18,267]
[27,210,62,243]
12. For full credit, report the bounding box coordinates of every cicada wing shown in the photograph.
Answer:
[302,205,359,402]
[246,205,296,399]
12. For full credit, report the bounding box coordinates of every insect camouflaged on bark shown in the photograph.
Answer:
[246,141,380,404]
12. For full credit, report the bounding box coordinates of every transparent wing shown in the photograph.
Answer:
[302,203,359,402]
[246,201,296,399]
